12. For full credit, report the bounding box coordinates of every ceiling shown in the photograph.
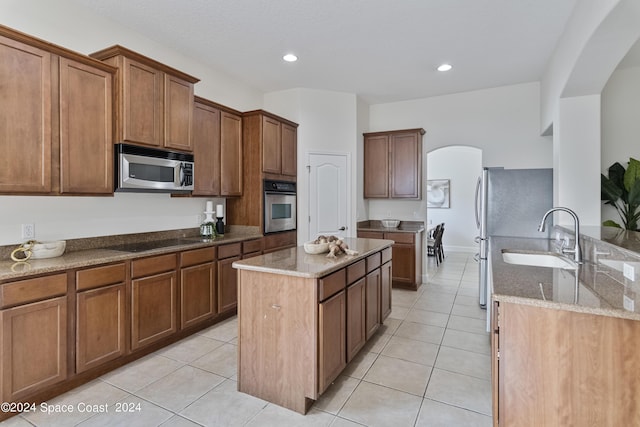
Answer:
[71,0,580,104]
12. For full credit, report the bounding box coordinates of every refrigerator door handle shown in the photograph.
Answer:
[474,176,481,229]
[473,253,480,262]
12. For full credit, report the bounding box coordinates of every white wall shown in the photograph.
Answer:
[264,89,360,243]
[601,65,640,225]
[0,0,263,245]
[427,146,482,252]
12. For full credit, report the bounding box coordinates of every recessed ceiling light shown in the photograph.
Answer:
[283,54,298,62]
[437,63,452,72]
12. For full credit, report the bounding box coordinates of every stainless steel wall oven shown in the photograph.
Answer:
[264,180,297,234]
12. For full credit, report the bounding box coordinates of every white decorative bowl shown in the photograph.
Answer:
[381,219,400,228]
[30,240,66,259]
[304,241,330,254]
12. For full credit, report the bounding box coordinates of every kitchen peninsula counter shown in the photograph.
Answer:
[490,236,640,321]
[233,238,393,414]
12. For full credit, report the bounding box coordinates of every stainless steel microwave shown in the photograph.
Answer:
[115,143,194,193]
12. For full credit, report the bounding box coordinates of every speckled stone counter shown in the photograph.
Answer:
[490,236,640,321]
[356,220,425,234]
[0,226,262,282]
[233,237,394,278]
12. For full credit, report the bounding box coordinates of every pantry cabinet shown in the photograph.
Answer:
[363,128,424,199]
[130,254,178,350]
[0,273,67,402]
[91,45,199,152]
[192,97,243,197]
[75,263,126,373]
[0,26,116,195]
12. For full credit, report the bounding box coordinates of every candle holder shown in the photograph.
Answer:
[216,217,225,235]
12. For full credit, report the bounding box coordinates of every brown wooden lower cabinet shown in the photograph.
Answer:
[346,278,366,362]
[218,243,242,314]
[180,247,217,329]
[365,269,380,340]
[131,254,178,351]
[380,260,392,321]
[493,301,640,426]
[76,263,127,373]
[318,290,346,394]
[357,230,422,290]
[1,296,67,401]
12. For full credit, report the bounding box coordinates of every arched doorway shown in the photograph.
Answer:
[426,146,482,253]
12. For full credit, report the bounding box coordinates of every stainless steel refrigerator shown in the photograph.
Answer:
[475,167,553,308]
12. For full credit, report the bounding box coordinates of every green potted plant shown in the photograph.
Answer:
[601,157,640,230]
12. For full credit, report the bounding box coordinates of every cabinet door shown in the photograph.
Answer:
[365,269,381,340]
[357,231,384,239]
[76,283,126,373]
[0,36,52,193]
[181,262,216,329]
[221,111,243,196]
[59,57,113,194]
[164,74,194,151]
[192,101,221,196]
[281,122,297,177]
[380,261,392,321]
[390,243,415,287]
[218,255,241,313]
[1,297,67,401]
[363,134,389,198]
[122,57,163,147]
[319,290,346,394]
[262,116,281,174]
[346,278,366,362]
[390,131,421,199]
[131,271,177,350]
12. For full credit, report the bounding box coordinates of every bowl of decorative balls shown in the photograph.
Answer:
[305,235,358,258]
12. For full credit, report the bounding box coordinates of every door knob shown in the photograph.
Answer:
[339,226,346,231]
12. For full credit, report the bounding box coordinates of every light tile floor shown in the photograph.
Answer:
[1,251,492,427]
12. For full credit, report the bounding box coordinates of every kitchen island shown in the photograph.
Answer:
[489,235,640,426]
[232,237,393,414]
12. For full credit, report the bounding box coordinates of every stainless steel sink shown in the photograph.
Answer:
[501,250,577,270]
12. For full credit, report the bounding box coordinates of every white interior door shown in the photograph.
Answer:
[308,152,350,240]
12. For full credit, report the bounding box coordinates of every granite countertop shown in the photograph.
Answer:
[357,220,425,234]
[490,236,640,321]
[233,237,394,279]
[0,227,263,282]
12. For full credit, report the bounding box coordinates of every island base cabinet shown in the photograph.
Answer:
[1,297,67,401]
[346,278,366,362]
[319,290,346,394]
[238,270,316,414]
[494,302,640,426]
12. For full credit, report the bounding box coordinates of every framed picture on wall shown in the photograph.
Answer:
[427,179,450,208]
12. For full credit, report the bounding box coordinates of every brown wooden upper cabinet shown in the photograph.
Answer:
[90,45,199,152]
[193,96,243,197]
[244,110,298,179]
[0,26,116,195]
[363,128,425,199]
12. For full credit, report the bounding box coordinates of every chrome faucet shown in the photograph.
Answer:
[537,207,582,264]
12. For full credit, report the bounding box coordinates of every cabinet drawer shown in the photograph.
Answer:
[384,232,414,244]
[218,242,241,259]
[381,247,392,264]
[319,269,346,301]
[347,260,366,284]
[263,231,297,252]
[131,253,177,279]
[76,263,126,291]
[0,273,67,308]
[242,239,262,254]
[181,247,216,267]
[366,253,381,273]
[358,231,383,239]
